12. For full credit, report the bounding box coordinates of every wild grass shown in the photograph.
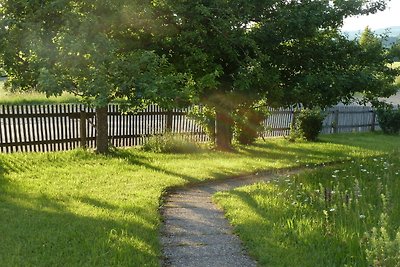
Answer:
[214,135,400,266]
[141,132,202,153]
[0,133,399,266]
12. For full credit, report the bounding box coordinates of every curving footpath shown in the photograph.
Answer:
[160,168,303,267]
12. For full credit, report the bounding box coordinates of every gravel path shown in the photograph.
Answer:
[160,169,302,267]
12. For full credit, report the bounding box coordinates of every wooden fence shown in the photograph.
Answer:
[261,105,379,138]
[0,104,379,153]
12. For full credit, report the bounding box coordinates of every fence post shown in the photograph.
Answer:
[333,109,339,134]
[166,110,173,132]
[371,110,376,132]
[80,110,87,148]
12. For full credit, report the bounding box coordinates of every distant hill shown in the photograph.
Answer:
[343,26,400,46]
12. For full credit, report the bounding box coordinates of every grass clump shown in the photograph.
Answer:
[141,132,201,153]
[0,133,399,266]
[214,149,400,266]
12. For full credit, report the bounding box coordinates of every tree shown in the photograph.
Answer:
[389,39,400,61]
[155,0,397,149]
[0,0,193,153]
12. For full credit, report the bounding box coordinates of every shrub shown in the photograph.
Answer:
[290,108,325,141]
[375,103,400,135]
[235,106,267,145]
[187,105,216,143]
[141,132,201,153]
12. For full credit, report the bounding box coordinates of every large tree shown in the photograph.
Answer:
[0,0,194,153]
[155,0,398,150]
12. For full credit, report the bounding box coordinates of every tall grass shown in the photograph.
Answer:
[214,149,400,266]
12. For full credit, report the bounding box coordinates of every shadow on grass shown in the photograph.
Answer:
[109,149,201,183]
[0,168,159,266]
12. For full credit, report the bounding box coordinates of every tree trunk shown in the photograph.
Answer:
[96,106,109,154]
[215,108,233,151]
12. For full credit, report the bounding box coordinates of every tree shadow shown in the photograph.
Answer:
[0,172,160,266]
[109,149,201,183]
[237,139,371,163]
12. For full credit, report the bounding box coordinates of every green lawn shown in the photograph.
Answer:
[0,133,399,266]
[214,134,400,266]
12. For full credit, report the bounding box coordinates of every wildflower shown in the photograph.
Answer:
[329,208,335,212]
[332,175,337,178]
[359,214,366,219]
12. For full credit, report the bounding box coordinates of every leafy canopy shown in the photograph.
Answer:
[0,0,194,109]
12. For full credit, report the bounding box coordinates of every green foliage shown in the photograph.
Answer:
[141,132,201,154]
[214,150,400,267]
[290,108,325,141]
[375,103,400,135]
[389,41,400,61]
[234,100,269,145]
[187,105,216,143]
[155,0,397,149]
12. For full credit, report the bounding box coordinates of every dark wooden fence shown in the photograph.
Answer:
[0,104,380,153]
[0,104,206,153]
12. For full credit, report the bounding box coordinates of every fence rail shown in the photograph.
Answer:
[0,104,380,153]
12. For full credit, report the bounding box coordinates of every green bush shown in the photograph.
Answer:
[141,132,201,153]
[376,103,400,135]
[187,105,216,143]
[290,108,325,141]
[234,104,267,145]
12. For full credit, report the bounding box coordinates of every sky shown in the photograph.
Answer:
[341,0,400,31]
